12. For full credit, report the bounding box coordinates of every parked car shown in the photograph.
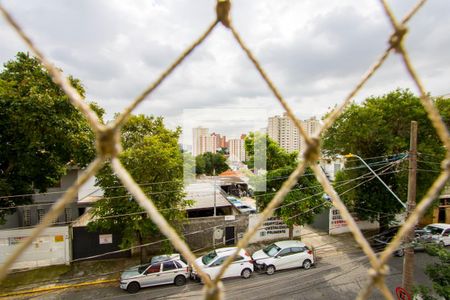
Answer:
[120,257,189,293]
[252,240,314,275]
[370,226,428,256]
[421,223,450,247]
[150,253,181,264]
[191,247,254,281]
[234,203,257,214]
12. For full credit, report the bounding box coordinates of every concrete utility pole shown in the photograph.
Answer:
[402,121,418,295]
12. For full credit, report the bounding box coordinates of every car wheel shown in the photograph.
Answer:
[266,265,275,275]
[439,241,445,248]
[303,259,312,270]
[127,282,140,294]
[395,249,404,257]
[174,275,187,286]
[241,268,252,279]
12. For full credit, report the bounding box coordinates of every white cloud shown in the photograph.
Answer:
[0,0,449,135]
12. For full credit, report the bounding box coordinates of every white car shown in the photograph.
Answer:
[422,223,450,247]
[191,247,254,281]
[120,258,189,293]
[252,240,314,275]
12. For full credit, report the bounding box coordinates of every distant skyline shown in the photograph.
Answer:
[1,1,449,132]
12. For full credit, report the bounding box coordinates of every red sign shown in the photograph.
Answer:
[395,287,411,300]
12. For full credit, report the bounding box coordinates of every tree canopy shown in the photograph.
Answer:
[322,89,449,228]
[0,52,103,223]
[195,152,229,176]
[89,115,188,263]
[245,133,325,234]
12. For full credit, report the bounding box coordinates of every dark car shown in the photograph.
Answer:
[370,226,427,256]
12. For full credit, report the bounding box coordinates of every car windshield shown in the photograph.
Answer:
[138,264,151,274]
[424,226,444,235]
[263,244,281,257]
[202,250,217,265]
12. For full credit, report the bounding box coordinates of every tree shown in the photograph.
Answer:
[245,132,298,171]
[322,89,448,230]
[195,152,229,175]
[89,115,188,263]
[414,244,450,300]
[245,133,325,237]
[0,52,103,223]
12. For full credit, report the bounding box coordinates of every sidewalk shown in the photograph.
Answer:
[0,228,363,298]
[300,226,362,258]
[0,257,138,297]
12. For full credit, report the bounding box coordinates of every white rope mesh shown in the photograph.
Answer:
[0,1,448,299]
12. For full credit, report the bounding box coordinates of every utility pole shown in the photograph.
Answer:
[402,121,417,295]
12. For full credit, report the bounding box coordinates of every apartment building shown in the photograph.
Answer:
[267,113,320,154]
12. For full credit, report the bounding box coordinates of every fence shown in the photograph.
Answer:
[0,226,70,270]
[0,0,449,299]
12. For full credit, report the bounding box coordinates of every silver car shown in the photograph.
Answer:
[120,258,189,293]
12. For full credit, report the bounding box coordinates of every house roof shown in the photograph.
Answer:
[184,182,231,210]
[219,170,243,177]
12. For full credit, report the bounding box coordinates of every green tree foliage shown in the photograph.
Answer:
[322,89,449,230]
[195,152,229,175]
[89,115,187,263]
[414,244,450,300]
[0,52,103,223]
[244,132,298,171]
[245,133,325,235]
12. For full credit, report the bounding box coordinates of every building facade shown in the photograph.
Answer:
[268,114,320,154]
[229,138,246,162]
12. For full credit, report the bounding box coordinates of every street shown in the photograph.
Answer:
[17,251,437,300]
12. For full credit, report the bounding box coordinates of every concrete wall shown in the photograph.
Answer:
[329,207,379,235]
[0,226,70,270]
[248,214,301,243]
[183,215,248,252]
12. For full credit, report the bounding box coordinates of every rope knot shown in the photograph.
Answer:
[303,137,320,162]
[368,265,390,284]
[96,126,122,158]
[389,25,408,52]
[216,0,231,28]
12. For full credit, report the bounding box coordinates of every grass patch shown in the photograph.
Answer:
[0,264,71,291]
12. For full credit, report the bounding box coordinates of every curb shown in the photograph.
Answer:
[0,278,117,297]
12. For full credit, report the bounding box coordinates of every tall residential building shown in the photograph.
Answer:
[193,127,209,156]
[267,114,320,154]
[300,116,320,154]
[229,138,246,162]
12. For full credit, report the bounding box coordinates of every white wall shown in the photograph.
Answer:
[78,169,103,201]
[0,226,70,270]
[329,207,379,235]
[248,214,301,243]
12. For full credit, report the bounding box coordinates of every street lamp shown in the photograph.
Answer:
[344,153,407,209]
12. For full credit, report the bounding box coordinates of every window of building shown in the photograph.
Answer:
[65,208,72,222]
[23,209,31,226]
[37,209,45,223]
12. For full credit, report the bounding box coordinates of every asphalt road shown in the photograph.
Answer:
[20,251,437,300]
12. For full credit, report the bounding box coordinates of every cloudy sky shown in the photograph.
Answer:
[1,0,449,141]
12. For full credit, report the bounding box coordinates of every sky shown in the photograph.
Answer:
[1,0,449,141]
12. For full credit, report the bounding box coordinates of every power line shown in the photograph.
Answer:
[0,153,407,201]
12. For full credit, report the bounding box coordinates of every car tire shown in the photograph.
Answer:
[439,241,445,248]
[127,282,140,294]
[174,275,187,286]
[303,259,312,270]
[241,268,252,279]
[266,265,275,275]
[395,249,404,257]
